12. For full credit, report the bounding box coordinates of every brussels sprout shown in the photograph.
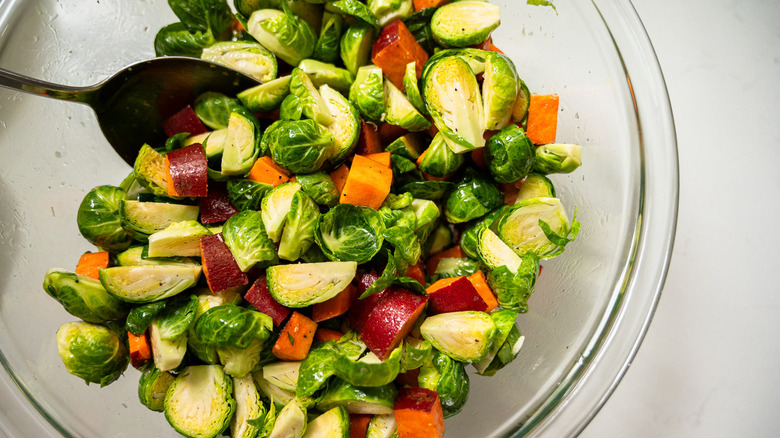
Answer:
[56,321,129,387]
[222,210,276,271]
[247,7,317,66]
[473,308,520,375]
[312,11,345,63]
[384,80,431,132]
[188,289,243,364]
[443,168,503,223]
[329,0,380,29]
[228,178,274,211]
[423,56,485,153]
[476,226,522,272]
[430,1,500,47]
[150,317,188,372]
[278,190,320,261]
[119,172,149,199]
[138,363,176,412]
[126,300,167,335]
[482,52,519,131]
[299,59,354,95]
[484,124,535,183]
[366,413,398,438]
[263,361,301,392]
[315,204,385,264]
[261,181,302,242]
[385,133,423,160]
[255,370,298,407]
[169,0,235,38]
[219,338,267,378]
[460,207,504,260]
[379,207,421,265]
[340,23,376,77]
[419,311,497,363]
[133,144,174,196]
[154,22,216,57]
[481,324,524,375]
[316,378,397,415]
[156,294,199,341]
[195,304,273,349]
[268,398,307,438]
[76,185,133,251]
[193,92,245,131]
[533,143,583,174]
[433,256,481,280]
[164,365,236,438]
[335,347,402,387]
[320,85,361,167]
[381,191,414,210]
[222,107,262,176]
[43,269,129,323]
[296,172,340,207]
[289,67,335,126]
[100,264,202,303]
[238,75,292,113]
[147,220,212,258]
[396,180,454,201]
[201,128,230,158]
[418,133,465,177]
[303,406,350,438]
[263,120,333,174]
[401,6,439,53]
[418,350,469,418]
[267,261,358,307]
[349,64,385,123]
[422,47,490,78]
[400,337,433,371]
[119,200,200,241]
[296,342,338,398]
[516,173,556,202]
[495,197,579,259]
[368,0,414,27]
[202,41,278,83]
[403,61,428,116]
[487,256,539,313]
[115,245,200,268]
[231,373,267,438]
[422,223,452,258]
[390,154,418,175]
[512,78,532,124]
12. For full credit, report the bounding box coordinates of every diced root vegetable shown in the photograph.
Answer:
[371,21,429,90]
[248,156,291,187]
[244,275,291,326]
[355,120,383,156]
[74,251,109,279]
[360,287,429,360]
[162,105,208,138]
[165,144,209,197]
[199,181,239,224]
[425,276,488,315]
[393,387,445,438]
[199,233,248,293]
[272,312,318,361]
[526,94,559,145]
[312,283,359,322]
[467,270,499,312]
[339,155,393,210]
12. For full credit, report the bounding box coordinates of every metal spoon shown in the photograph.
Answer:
[0,56,259,165]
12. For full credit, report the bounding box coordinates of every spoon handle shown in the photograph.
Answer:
[0,68,95,103]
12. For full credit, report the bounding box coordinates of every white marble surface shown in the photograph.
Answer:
[582,0,780,436]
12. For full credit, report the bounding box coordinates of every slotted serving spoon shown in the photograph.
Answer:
[0,56,258,165]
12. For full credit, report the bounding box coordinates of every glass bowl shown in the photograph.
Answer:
[0,1,677,437]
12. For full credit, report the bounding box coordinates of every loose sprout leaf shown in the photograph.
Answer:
[526,0,558,14]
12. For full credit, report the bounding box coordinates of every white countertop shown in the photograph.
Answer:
[583,0,780,436]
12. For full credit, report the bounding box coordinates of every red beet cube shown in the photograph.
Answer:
[166,144,208,197]
[426,276,488,315]
[163,105,208,138]
[360,287,428,360]
[199,233,248,293]
[244,275,291,326]
[199,182,239,224]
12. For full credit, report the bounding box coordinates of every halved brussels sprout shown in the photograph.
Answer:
[515,173,556,202]
[460,207,504,260]
[476,226,522,272]
[487,256,539,313]
[261,181,302,242]
[296,342,339,398]
[263,361,301,392]
[154,22,216,57]
[138,362,176,412]
[155,294,199,341]
[77,185,133,251]
[133,144,171,196]
[423,56,485,153]
[473,308,519,375]
[480,323,524,376]
[349,64,385,123]
[56,321,128,387]
[218,337,267,378]
[484,124,535,183]
[533,143,583,174]
[315,204,385,264]
[312,11,344,64]
[222,210,276,271]
[299,59,354,95]
[231,373,267,438]
[202,128,230,158]
[195,304,273,349]
[150,318,188,372]
[115,245,200,268]
[512,78,532,123]
[316,378,397,415]
[422,223,452,259]
[263,119,333,174]
[147,220,212,258]
[193,92,244,131]
[278,190,320,261]
[422,47,490,78]
[266,261,358,307]
[385,133,423,160]
[418,350,469,418]
[120,200,200,241]
[419,311,497,363]
[443,168,503,223]
[202,41,278,83]
[43,268,129,323]
[329,0,380,29]
[222,107,262,176]
[366,413,398,438]
[268,398,307,438]
[433,256,481,280]
[296,172,339,208]
[400,337,434,371]
[403,61,428,116]
[289,67,335,126]
[99,264,202,303]
[188,289,243,364]
[384,80,430,132]
[320,85,361,167]
[254,371,298,408]
[483,52,519,131]
[430,1,500,47]
[340,23,376,77]
[494,197,579,259]
[247,7,317,66]
[418,132,464,177]
[237,75,292,113]
[125,299,167,335]
[164,365,236,438]
[228,178,274,211]
[302,406,350,438]
[368,0,414,27]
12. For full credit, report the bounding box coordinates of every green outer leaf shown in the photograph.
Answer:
[418,350,469,418]
[138,362,176,412]
[296,172,340,208]
[320,85,361,168]
[484,123,535,183]
[247,8,317,66]
[486,255,539,313]
[237,75,292,113]
[316,377,397,415]
[263,119,333,174]
[330,0,380,29]
[443,168,503,223]
[359,249,397,299]
[334,346,402,387]
[154,22,216,57]
[312,12,345,64]
[403,61,428,116]
[289,68,335,126]
[168,0,235,37]
[222,210,276,272]
[126,300,168,335]
[227,179,274,212]
[43,269,129,324]
[418,132,464,177]
[278,190,320,261]
[299,59,355,95]
[340,23,376,77]
[482,52,519,131]
[156,294,199,340]
[194,304,273,349]
[349,65,385,123]
[384,80,431,132]
[297,342,338,398]
[315,204,385,264]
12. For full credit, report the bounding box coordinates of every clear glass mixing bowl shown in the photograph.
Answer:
[0,1,677,437]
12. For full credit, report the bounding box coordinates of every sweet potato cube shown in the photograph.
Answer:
[272,312,318,361]
[340,154,393,210]
[394,387,445,438]
[199,181,239,224]
[526,94,560,145]
[248,156,291,187]
[372,21,429,90]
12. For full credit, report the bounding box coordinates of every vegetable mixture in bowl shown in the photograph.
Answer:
[0,0,677,437]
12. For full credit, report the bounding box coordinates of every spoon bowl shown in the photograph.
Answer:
[0,56,259,165]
